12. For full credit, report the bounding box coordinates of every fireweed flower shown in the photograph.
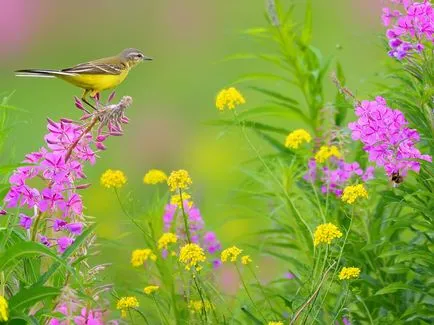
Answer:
[348,97,431,179]
[143,169,167,184]
[339,267,361,280]
[167,169,192,192]
[341,184,368,204]
[0,295,8,322]
[382,0,434,59]
[304,157,374,197]
[4,96,132,252]
[221,246,243,263]
[179,243,206,270]
[131,248,157,267]
[100,169,127,189]
[315,145,341,163]
[144,285,160,295]
[157,232,178,250]
[241,255,252,265]
[162,198,221,266]
[215,87,246,111]
[116,296,139,318]
[285,129,312,149]
[314,223,343,246]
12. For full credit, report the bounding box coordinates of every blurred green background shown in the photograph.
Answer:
[1,0,385,288]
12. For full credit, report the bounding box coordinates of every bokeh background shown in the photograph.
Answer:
[0,0,386,289]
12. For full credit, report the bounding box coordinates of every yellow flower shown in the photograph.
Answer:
[179,243,206,270]
[100,169,127,189]
[241,255,252,265]
[131,249,157,267]
[313,223,343,246]
[0,296,8,322]
[188,300,214,313]
[339,267,361,280]
[116,296,139,318]
[167,169,192,192]
[268,322,284,325]
[143,169,167,184]
[144,285,160,295]
[285,129,312,149]
[158,233,178,250]
[341,184,368,204]
[170,192,193,208]
[314,145,341,163]
[221,246,243,263]
[216,87,246,111]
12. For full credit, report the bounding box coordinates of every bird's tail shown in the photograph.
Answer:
[15,69,77,78]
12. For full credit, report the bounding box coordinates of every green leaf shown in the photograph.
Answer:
[0,241,64,271]
[240,306,263,325]
[374,282,412,295]
[9,286,60,312]
[34,224,96,287]
[300,0,313,45]
[205,119,290,135]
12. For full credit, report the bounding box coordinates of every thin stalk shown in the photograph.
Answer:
[290,261,336,325]
[248,265,274,312]
[232,111,313,245]
[152,295,170,325]
[30,211,43,241]
[331,285,350,324]
[235,264,267,323]
[129,309,136,325]
[178,189,192,243]
[193,275,208,322]
[356,295,374,325]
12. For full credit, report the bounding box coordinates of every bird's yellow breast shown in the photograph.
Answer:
[58,70,129,91]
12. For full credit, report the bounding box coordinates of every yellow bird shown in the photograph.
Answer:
[15,48,152,109]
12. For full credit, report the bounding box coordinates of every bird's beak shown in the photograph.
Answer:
[143,56,153,61]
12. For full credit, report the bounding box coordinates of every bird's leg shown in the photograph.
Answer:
[82,90,97,111]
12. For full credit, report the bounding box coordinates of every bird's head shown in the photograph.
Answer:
[120,48,152,67]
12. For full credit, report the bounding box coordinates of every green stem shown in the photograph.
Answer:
[233,110,313,247]
[248,265,274,312]
[152,295,170,325]
[356,295,374,325]
[193,275,208,322]
[31,211,43,242]
[129,309,136,325]
[235,264,267,323]
[178,189,192,243]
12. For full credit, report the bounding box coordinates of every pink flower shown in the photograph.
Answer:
[19,213,33,230]
[348,97,431,179]
[57,237,74,253]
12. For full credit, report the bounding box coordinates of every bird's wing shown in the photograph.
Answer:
[62,58,125,75]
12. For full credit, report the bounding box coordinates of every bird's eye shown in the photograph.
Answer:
[136,54,143,58]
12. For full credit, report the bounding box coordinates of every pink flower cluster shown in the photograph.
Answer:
[49,303,111,325]
[304,158,374,196]
[4,97,131,253]
[163,200,222,267]
[348,96,431,178]
[382,0,434,59]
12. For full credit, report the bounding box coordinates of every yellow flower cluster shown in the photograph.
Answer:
[241,255,252,265]
[179,243,206,270]
[341,184,368,204]
[285,129,312,149]
[314,145,341,163]
[131,249,157,267]
[167,169,192,192]
[188,300,214,313]
[215,87,246,111]
[100,169,127,189]
[143,169,167,184]
[314,223,343,246]
[221,246,243,263]
[268,322,284,325]
[116,296,139,318]
[144,285,160,295]
[339,267,361,280]
[170,192,192,208]
[158,233,178,250]
[0,296,8,322]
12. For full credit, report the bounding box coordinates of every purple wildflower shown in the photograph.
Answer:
[382,0,434,59]
[285,272,295,280]
[19,213,33,230]
[4,96,132,252]
[348,97,431,179]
